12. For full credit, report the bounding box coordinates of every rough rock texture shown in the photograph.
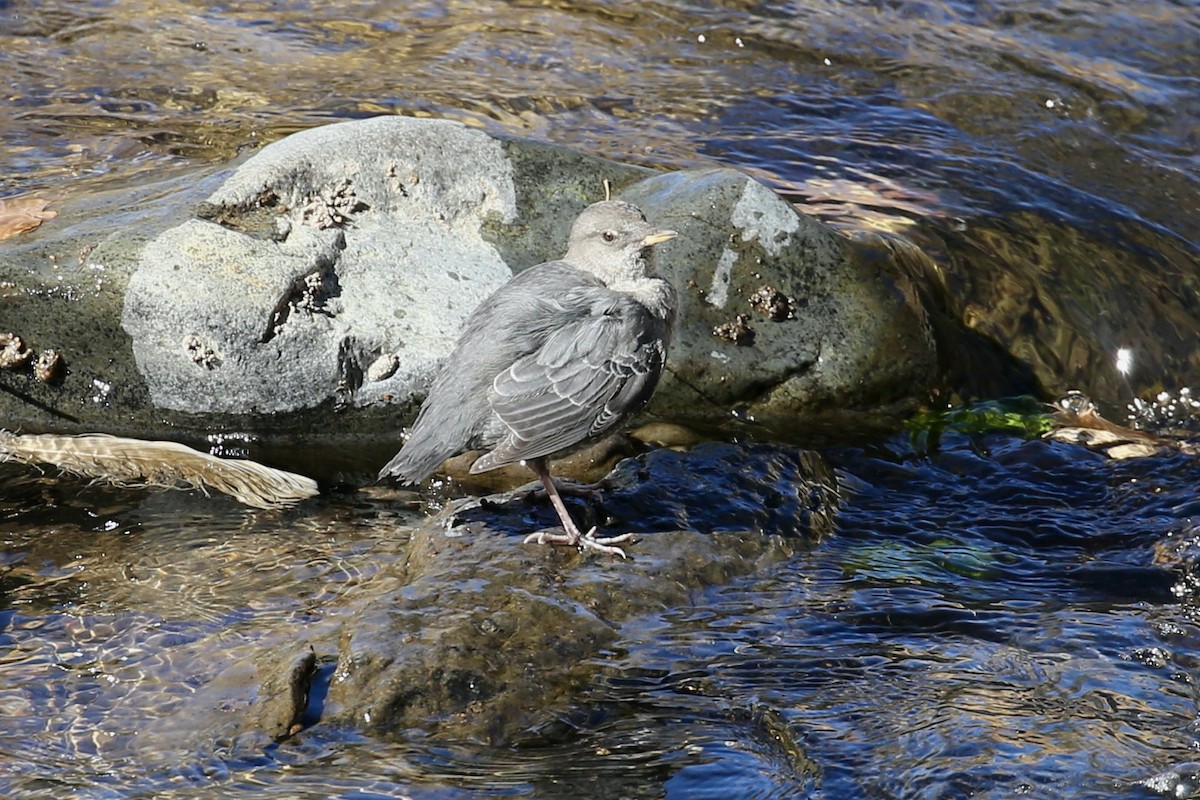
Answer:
[124,117,520,415]
[620,169,938,433]
[0,168,218,438]
[1,115,942,473]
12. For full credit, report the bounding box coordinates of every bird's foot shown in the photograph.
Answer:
[523,526,634,558]
[580,528,635,558]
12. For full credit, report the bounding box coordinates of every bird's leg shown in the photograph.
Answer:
[515,475,607,504]
[522,458,633,557]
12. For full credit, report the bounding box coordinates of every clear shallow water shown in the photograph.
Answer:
[3,0,1200,796]
[3,0,1195,239]
[3,432,1199,798]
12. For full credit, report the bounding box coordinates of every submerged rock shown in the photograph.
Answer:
[0,441,837,769]
[320,443,839,743]
[138,642,316,760]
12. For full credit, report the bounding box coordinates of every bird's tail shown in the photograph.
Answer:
[376,432,451,484]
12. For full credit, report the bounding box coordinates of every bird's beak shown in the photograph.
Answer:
[641,229,678,246]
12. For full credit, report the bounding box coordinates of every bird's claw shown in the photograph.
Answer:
[522,526,633,558]
[585,528,634,546]
[578,528,629,559]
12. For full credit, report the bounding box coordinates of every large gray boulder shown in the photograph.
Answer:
[124,117,520,417]
[1,116,940,473]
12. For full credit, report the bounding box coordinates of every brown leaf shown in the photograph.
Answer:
[0,196,57,241]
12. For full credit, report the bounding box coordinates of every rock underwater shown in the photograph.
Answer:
[157,443,840,750]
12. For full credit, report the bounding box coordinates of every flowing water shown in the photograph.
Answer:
[3,0,1200,797]
[3,432,1199,799]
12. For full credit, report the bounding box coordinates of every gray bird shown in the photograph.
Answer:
[378,200,677,557]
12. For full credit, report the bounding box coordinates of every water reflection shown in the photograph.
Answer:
[4,0,1195,238]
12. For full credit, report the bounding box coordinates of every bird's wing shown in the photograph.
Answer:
[470,293,666,472]
[379,263,600,483]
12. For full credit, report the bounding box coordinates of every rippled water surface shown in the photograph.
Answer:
[4,432,1200,798]
[3,0,1200,797]
[5,0,1196,236]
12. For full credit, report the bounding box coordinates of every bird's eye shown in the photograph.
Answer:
[601,230,617,243]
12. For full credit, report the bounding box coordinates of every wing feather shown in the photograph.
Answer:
[470,292,667,472]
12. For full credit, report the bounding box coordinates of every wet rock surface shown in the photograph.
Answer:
[322,526,797,744]
[139,642,317,761]
[0,443,836,763]
[320,443,837,743]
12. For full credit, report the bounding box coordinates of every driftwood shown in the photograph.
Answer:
[1047,391,1199,460]
[0,431,318,509]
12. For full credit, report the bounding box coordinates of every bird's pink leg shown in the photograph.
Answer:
[522,458,633,557]
[516,476,605,504]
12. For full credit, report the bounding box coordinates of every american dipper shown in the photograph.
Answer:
[378,200,677,557]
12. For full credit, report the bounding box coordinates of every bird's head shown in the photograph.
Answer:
[563,200,677,286]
